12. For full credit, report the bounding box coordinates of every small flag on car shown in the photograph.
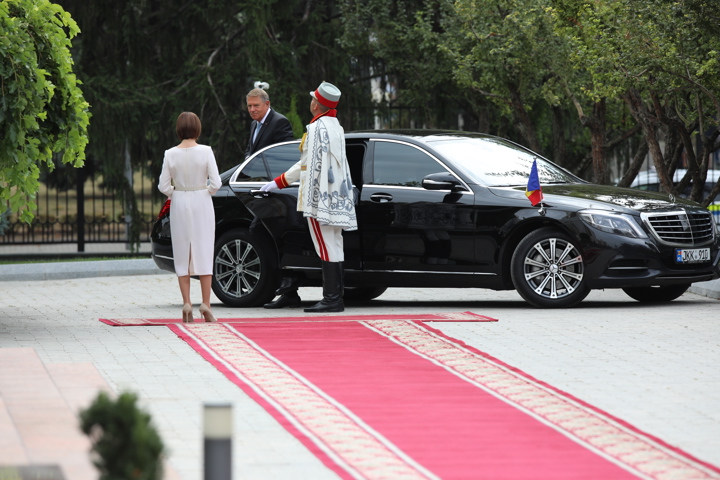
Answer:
[526,159,544,206]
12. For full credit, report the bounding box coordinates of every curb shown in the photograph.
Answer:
[688,278,720,300]
[0,259,171,282]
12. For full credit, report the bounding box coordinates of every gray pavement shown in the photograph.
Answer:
[1,258,719,479]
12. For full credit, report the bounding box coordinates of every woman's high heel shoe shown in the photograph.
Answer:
[199,303,217,323]
[182,303,194,323]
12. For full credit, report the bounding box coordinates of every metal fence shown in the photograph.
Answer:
[1,161,163,252]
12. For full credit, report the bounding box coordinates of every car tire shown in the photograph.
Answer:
[511,227,590,308]
[622,284,690,303]
[211,228,278,307]
[343,286,388,302]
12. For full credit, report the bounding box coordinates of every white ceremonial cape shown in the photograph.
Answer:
[282,116,357,230]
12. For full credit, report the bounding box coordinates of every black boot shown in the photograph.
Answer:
[264,291,302,309]
[304,261,344,313]
[275,274,303,296]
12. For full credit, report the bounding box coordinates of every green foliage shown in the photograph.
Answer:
[0,0,90,223]
[339,0,593,169]
[339,0,463,128]
[49,0,357,247]
[286,94,305,138]
[549,0,720,200]
[79,390,164,480]
[57,0,354,173]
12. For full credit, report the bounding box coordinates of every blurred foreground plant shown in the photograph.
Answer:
[79,391,164,480]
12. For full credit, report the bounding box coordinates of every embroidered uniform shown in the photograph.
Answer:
[261,82,354,312]
[275,114,357,261]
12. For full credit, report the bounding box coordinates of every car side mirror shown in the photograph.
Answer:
[422,172,466,192]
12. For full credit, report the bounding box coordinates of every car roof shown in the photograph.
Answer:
[630,168,720,186]
[345,129,535,154]
[347,129,498,142]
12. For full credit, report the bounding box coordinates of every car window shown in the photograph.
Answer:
[370,141,447,187]
[235,157,268,182]
[346,143,366,187]
[265,143,301,179]
[427,137,581,186]
[235,143,300,182]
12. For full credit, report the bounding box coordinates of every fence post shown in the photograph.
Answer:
[76,167,85,252]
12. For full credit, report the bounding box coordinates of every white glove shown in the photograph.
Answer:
[260,180,279,192]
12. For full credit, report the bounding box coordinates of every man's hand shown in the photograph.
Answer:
[260,180,279,192]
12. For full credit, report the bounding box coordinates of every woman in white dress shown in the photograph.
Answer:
[158,112,222,322]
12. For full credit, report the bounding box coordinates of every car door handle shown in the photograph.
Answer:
[249,189,270,198]
[370,193,393,203]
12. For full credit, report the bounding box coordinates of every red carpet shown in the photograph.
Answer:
[99,311,495,326]
[169,319,720,480]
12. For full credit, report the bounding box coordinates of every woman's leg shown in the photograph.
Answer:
[199,275,213,307]
[198,275,217,322]
[178,275,191,305]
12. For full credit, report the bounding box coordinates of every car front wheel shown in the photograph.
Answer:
[511,228,590,308]
[622,284,690,303]
[212,228,278,307]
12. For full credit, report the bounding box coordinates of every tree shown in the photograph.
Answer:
[551,0,720,202]
[0,0,89,223]
[339,0,595,172]
[339,0,466,129]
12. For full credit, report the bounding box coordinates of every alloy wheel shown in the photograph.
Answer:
[214,237,262,300]
[521,237,584,300]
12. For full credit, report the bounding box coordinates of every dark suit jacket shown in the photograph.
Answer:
[245,109,295,159]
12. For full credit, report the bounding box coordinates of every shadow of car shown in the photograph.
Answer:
[151,130,720,308]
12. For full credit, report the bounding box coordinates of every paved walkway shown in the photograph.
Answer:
[0,259,719,479]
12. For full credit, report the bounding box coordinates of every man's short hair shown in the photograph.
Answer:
[246,88,270,103]
[176,112,201,140]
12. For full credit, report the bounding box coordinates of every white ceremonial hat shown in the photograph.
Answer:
[310,81,341,108]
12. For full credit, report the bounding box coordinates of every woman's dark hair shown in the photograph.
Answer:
[176,112,201,140]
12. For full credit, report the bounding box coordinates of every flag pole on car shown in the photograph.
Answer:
[526,158,546,215]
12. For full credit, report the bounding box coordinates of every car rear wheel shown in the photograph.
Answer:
[622,284,690,303]
[343,286,388,302]
[511,228,590,308]
[212,228,278,307]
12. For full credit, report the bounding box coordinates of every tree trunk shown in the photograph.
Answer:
[508,83,542,154]
[622,89,675,194]
[617,140,649,188]
[551,106,567,167]
[589,99,609,184]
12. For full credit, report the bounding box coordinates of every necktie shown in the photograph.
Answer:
[253,122,262,144]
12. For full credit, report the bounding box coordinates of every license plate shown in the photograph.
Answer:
[675,248,710,263]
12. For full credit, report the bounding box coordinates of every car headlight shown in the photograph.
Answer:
[579,210,647,238]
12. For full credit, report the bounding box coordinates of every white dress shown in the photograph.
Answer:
[158,145,222,276]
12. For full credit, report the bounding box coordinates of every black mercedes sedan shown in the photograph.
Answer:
[150,130,720,308]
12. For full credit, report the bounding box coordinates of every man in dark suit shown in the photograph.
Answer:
[245,88,294,159]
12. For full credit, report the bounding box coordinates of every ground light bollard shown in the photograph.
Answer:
[204,403,233,480]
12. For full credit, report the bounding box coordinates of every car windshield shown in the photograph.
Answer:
[426,136,583,187]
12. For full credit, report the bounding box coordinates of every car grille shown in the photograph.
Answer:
[643,210,715,246]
